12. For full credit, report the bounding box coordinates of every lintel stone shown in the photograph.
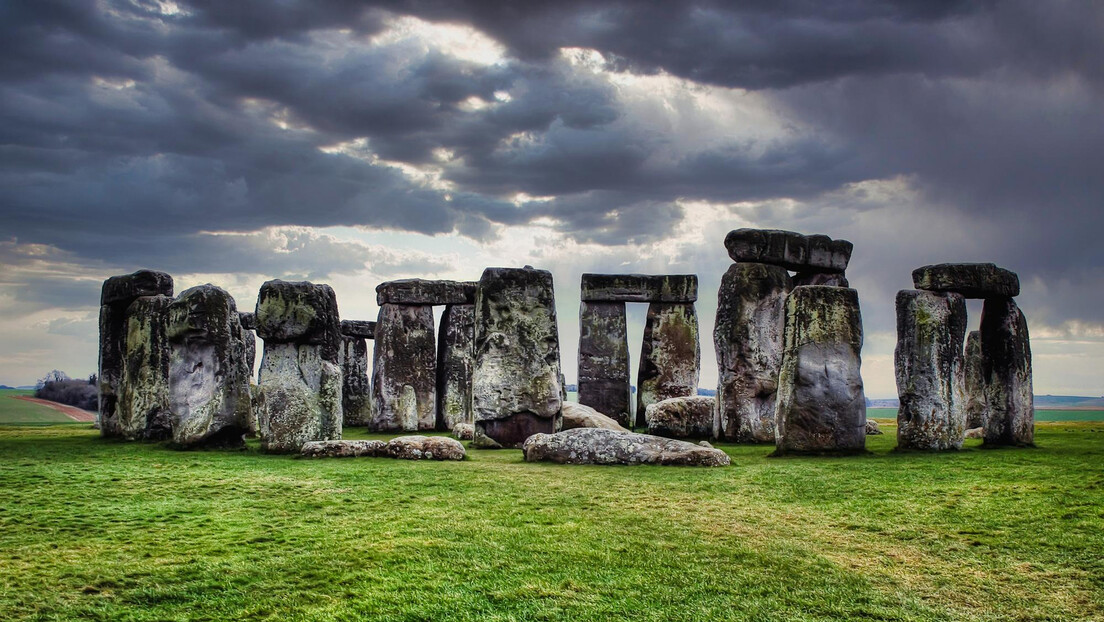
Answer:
[376,279,477,305]
[580,273,698,303]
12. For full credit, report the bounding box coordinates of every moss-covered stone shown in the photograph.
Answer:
[117,295,173,441]
[436,303,474,431]
[370,303,436,432]
[635,302,700,427]
[980,298,1034,447]
[577,301,631,426]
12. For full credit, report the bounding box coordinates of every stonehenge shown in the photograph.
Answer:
[436,303,475,431]
[340,320,375,427]
[118,294,174,441]
[522,428,730,466]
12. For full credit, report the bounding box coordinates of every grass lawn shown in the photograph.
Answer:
[0,423,1101,621]
[0,389,84,426]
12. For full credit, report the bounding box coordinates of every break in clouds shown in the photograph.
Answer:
[1,0,1102,390]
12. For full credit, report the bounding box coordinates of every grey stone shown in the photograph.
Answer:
[775,286,867,455]
[255,280,342,359]
[964,427,984,439]
[436,304,475,431]
[577,301,631,427]
[522,428,730,466]
[963,331,986,430]
[714,262,791,443]
[980,298,1034,447]
[636,302,700,427]
[645,396,716,439]
[865,419,883,435]
[340,319,377,339]
[371,304,436,432]
[167,285,253,448]
[117,295,173,441]
[725,229,852,272]
[453,422,475,440]
[386,435,466,461]
[580,273,698,303]
[101,269,174,306]
[472,266,563,449]
[561,402,630,432]
[341,334,372,426]
[376,279,477,305]
[895,290,968,450]
[912,263,1020,299]
[301,439,386,458]
[238,312,256,331]
[793,271,849,287]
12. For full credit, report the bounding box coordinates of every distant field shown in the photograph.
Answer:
[867,407,1104,422]
[0,389,84,425]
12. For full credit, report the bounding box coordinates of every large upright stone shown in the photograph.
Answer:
[436,304,475,431]
[580,274,698,303]
[117,295,173,441]
[714,262,791,442]
[376,279,477,305]
[472,266,563,448]
[635,303,700,427]
[980,298,1034,446]
[341,334,372,426]
[725,229,852,273]
[963,331,986,430]
[255,280,343,452]
[167,285,253,448]
[912,263,1020,299]
[371,304,436,432]
[894,290,968,450]
[577,301,631,426]
[775,286,866,455]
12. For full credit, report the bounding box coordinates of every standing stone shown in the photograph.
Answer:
[963,331,986,430]
[636,303,700,427]
[714,262,791,442]
[472,266,563,448]
[980,298,1034,447]
[167,285,253,448]
[577,301,631,426]
[894,290,968,450]
[436,304,475,431]
[255,280,343,452]
[775,286,866,455]
[341,334,372,426]
[371,304,436,432]
[117,295,173,441]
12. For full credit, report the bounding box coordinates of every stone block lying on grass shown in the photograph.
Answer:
[865,420,884,435]
[301,440,387,458]
[560,402,628,432]
[300,436,465,460]
[452,422,474,440]
[522,428,729,466]
[645,396,715,439]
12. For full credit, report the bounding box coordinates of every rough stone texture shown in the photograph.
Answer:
[577,301,631,426]
[775,286,867,455]
[255,280,343,453]
[341,319,376,339]
[341,334,372,426]
[980,297,1034,447]
[636,302,700,427]
[965,427,984,439]
[714,262,791,443]
[725,229,852,273]
[561,402,629,432]
[895,290,968,451]
[453,422,474,440]
[386,435,466,461]
[912,263,1020,299]
[376,279,477,305]
[117,295,173,441]
[436,304,475,431]
[301,439,386,458]
[963,331,987,430]
[522,428,730,466]
[580,274,698,303]
[167,285,253,448]
[793,271,849,288]
[472,267,563,449]
[101,269,174,306]
[645,396,716,439]
[371,303,436,432]
[238,312,256,331]
[866,419,884,435]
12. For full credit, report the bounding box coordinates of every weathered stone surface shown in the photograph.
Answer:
[577,301,630,427]
[912,263,1020,299]
[636,302,700,427]
[472,266,563,449]
[775,286,867,455]
[793,271,849,287]
[116,295,173,441]
[453,422,474,440]
[255,280,342,359]
[963,331,986,430]
[895,290,968,450]
[522,428,730,466]
[386,435,466,461]
[436,304,475,431]
[714,262,791,443]
[580,274,698,303]
[865,419,883,435]
[725,229,852,273]
[238,312,256,331]
[341,334,372,426]
[167,285,253,448]
[980,298,1034,446]
[645,396,716,439]
[101,269,174,306]
[371,304,436,432]
[376,279,477,306]
[301,439,386,458]
[965,427,984,439]
[561,402,629,432]
[340,319,377,339]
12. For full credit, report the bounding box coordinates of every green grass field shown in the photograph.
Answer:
[0,389,83,425]
[1,423,1101,621]
[866,407,1104,422]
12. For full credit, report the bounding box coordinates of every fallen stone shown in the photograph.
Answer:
[714,262,790,443]
[964,427,984,439]
[371,303,436,432]
[376,279,477,306]
[865,419,883,435]
[636,302,700,427]
[522,428,730,466]
[775,286,867,455]
[646,396,716,439]
[912,263,1020,299]
[725,229,852,273]
[301,439,386,458]
[117,295,174,441]
[340,319,376,339]
[577,301,631,427]
[580,274,698,303]
[436,304,475,431]
[341,334,372,426]
[561,402,629,432]
[453,422,474,440]
[101,269,174,306]
[980,297,1034,447]
[963,331,986,430]
[793,271,849,287]
[698,440,714,448]
[386,435,466,461]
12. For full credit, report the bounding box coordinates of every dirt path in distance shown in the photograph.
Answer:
[13,396,97,422]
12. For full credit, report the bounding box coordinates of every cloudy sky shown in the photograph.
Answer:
[2,0,1102,397]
